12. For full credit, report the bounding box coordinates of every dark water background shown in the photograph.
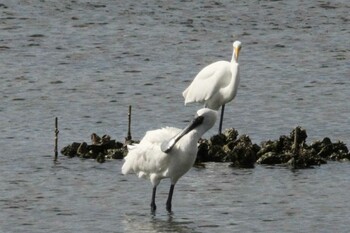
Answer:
[1,0,349,232]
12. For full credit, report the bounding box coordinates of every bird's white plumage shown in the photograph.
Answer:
[122,108,217,187]
[183,41,241,110]
[183,61,239,110]
[122,127,182,186]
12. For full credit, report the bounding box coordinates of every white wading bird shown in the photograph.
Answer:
[122,108,217,213]
[183,41,242,134]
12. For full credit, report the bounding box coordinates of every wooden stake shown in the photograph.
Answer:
[293,126,300,169]
[294,127,300,155]
[126,105,132,141]
[54,117,59,161]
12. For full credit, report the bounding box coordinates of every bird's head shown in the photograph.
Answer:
[233,41,242,61]
[194,108,218,132]
[161,108,217,153]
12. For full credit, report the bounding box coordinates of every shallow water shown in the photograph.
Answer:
[1,0,349,232]
[1,160,350,233]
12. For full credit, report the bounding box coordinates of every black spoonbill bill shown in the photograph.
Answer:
[183,41,242,134]
[121,108,217,213]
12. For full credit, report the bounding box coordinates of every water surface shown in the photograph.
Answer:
[1,0,349,232]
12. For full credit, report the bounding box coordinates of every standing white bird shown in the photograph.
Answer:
[183,41,242,134]
[122,108,217,213]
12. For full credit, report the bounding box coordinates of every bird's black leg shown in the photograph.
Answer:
[218,104,225,134]
[151,186,157,213]
[166,184,175,212]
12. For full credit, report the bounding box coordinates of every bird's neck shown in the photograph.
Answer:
[179,131,201,149]
[231,52,238,63]
[224,62,240,100]
[230,61,239,72]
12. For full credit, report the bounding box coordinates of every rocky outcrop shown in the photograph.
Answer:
[60,127,349,168]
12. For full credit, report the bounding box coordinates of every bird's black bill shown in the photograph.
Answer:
[161,116,204,153]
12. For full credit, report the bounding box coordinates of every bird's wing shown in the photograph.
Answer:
[183,61,231,106]
[142,127,181,144]
[122,127,181,176]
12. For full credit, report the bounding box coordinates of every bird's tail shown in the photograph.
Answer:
[121,156,133,175]
[121,145,132,175]
[182,88,189,103]
[121,163,129,175]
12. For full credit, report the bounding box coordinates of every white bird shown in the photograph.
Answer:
[183,41,242,134]
[122,108,217,213]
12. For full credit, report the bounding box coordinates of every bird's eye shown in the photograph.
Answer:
[195,116,204,125]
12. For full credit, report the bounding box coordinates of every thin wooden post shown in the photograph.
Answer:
[126,105,132,141]
[54,117,59,161]
[294,127,300,155]
[293,126,300,169]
